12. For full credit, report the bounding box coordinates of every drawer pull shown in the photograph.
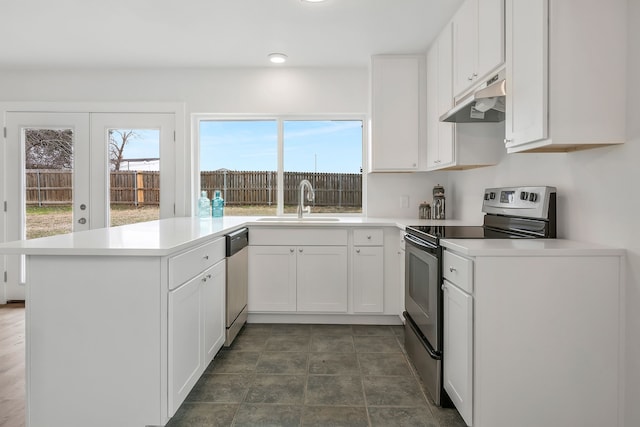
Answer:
[367,235,372,240]
[356,249,361,253]
[290,249,294,253]
[203,255,209,260]
[449,266,456,272]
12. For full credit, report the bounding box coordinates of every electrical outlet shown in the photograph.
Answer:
[400,195,410,209]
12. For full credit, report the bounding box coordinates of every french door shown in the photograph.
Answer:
[3,111,175,301]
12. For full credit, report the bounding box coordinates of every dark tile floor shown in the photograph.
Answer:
[167,323,466,427]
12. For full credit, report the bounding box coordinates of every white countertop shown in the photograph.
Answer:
[0,215,452,257]
[441,238,625,257]
[0,215,623,258]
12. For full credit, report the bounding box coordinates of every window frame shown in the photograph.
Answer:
[193,114,367,217]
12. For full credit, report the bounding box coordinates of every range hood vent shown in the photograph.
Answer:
[440,70,506,123]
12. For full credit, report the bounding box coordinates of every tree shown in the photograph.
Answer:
[109,130,139,171]
[25,129,73,170]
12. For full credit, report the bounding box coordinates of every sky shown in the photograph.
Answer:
[199,120,363,173]
[116,120,363,174]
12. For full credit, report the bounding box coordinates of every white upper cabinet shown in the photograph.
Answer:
[505,0,626,153]
[370,55,426,172]
[452,0,505,97]
[427,22,503,171]
[427,25,455,170]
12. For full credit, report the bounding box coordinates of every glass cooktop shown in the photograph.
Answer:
[406,225,524,244]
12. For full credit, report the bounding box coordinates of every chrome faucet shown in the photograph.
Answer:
[297,179,315,219]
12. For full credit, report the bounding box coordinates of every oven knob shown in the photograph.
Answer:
[529,193,538,202]
[490,192,496,200]
[484,193,490,201]
[520,191,528,200]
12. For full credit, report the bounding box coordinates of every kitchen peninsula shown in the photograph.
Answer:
[0,216,625,427]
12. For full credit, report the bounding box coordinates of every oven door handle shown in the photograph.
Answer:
[404,233,438,251]
[404,312,442,360]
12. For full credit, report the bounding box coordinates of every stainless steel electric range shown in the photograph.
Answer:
[403,186,557,406]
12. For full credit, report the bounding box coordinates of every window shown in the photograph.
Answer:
[197,117,363,216]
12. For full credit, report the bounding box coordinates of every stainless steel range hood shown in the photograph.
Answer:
[440,70,506,123]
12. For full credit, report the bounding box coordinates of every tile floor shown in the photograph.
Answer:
[167,323,466,427]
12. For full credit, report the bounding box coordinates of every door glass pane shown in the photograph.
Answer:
[283,120,363,214]
[109,129,160,226]
[24,128,73,239]
[199,120,278,216]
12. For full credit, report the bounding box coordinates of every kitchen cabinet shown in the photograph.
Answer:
[427,24,455,170]
[442,250,473,426]
[504,0,626,153]
[441,241,623,427]
[352,229,384,313]
[248,246,297,312]
[452,0,504,97]
[427,22,503,171]
[370,55,426,172]
[168,238,226,415]
[297,246,348,312]
[248,228,348,313]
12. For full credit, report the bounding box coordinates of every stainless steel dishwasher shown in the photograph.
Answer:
[224,227,248,346]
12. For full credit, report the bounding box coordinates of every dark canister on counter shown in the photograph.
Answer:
[419,202,431,219]
[432,184,445,220]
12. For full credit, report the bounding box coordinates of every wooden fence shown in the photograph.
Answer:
[26,170,362,207]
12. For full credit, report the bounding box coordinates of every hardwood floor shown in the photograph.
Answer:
[0,302,25,427]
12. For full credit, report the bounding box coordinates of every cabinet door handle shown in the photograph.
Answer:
[203,255,209,260]
[467,76,473,81]
[290,248,295,253]
[299,248,303,253]
[449,266,456,272]
[472,72,478,77]
[504,138,513,144]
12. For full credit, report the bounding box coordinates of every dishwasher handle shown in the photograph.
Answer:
[226,228,249,257]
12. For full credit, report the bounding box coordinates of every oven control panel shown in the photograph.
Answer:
[482,186,556,219]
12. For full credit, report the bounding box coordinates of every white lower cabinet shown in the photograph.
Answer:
[168,273,202,414]
[443,278,473,426]
[297,246,348,312]
[248,244,347,313]
[248,246,297,312]
[168,239,226,416]
[352,229,385,313]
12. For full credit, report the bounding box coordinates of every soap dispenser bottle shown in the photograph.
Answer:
[198,191,211,218]
[212,190,224,218]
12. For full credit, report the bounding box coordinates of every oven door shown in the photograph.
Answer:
[404,233,441,353]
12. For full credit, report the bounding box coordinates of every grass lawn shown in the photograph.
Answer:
[25,204,362,239]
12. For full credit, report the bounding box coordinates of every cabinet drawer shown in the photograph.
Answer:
[169,238,225,290]
[353,229,384,246]
[443,250,473,293]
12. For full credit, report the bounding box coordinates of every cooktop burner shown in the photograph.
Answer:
[405,225,531,245]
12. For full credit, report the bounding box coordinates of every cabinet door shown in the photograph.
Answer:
[427,26,455,170]
[426,43,440,169]
[297,246,348,312]
[353,246,384,313]
[248,246,297,312]
[443,280,473,426]
[371,56,422,171]
[504,0,548,148]
[452,0,478,96]
[168,275,202,415]
[477,0,505,81]
[202,260,225,366]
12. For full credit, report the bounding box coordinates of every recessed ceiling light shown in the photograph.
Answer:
[268,53,288,64]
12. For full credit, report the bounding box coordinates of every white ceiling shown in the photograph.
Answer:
[0,0,464,69]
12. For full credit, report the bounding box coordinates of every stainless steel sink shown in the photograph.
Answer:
[255,217,341,222]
